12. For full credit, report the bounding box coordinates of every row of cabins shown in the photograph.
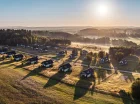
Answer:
[1,50,94,78]
[1,49,128,66]
[99,57,128,66]
[17,44,60,53]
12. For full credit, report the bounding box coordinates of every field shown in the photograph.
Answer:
[0,44,140,104]
[0,63,123,104]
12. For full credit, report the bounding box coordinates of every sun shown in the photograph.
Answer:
[97,4,109,16]
[89,1,111,18]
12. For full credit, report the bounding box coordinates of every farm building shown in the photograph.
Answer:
[41,60,53,68]
[13,54,24,61]
[80,68,94,78]
[59,63,72,72]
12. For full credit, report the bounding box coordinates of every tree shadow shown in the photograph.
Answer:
[52,55,65,62]
[120,72,135,83]
[14,62,31,69]
[73,78,95,100]
[22,67,44,80]
[0,60,14,65]
[43,71,72,88]
[96,69,107,84]
[119,90,139,104]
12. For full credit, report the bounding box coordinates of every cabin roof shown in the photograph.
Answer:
[42,60,53,64]
[14,54,23,58]
[6,51,16,55]
[59,63,71,69]
[27,56,38,61]
[81,68,93,74]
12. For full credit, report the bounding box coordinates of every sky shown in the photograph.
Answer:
[0,0,140,27]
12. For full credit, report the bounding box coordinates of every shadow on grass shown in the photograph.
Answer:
[73,78,96,100]
[96,69,107,84]
[14,63,29,69]
[22,67,44,80]
[120,72,135,83]
[0,60,15,65]
[119,90,140,104]
[43,71,72,88]
[52,55,65,62]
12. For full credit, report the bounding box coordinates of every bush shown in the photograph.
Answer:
[131,79,140,100]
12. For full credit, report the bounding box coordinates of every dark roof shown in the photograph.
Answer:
[27,56,38,61]
[0,48,8,52]
[59,63,71,69]
[42,60,53,65]
[81,68,93,74]
[13,54,24,58]
[58,51,65,54]
[6,51,16,55]
[119,59,127,64]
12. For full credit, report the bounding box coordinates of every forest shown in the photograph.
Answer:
[0,29,71,46]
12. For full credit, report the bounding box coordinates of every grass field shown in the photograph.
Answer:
[0,45,140,104]
[0,63,124,104]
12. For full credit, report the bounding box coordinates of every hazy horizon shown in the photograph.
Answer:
[1,0,140,27]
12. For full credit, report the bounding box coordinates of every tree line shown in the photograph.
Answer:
[0,29,71,46]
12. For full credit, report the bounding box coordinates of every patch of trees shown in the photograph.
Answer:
[86,52,94,62]
[112,39,137,47]
[32,30,138,46]
[109,47,134,61]
[0,29,34,46]
[131,78,140,100]
[50,39,71,45]
[78,28,140,38]
[98,51,106,58]
[0,29,71,46]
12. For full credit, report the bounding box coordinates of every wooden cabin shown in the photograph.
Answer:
[100,57,110,64]
[6,51,16,58]
[59,63,72,72]
[56,51,65,56]
[26,56,38,64]
[80,68,94,78]
[119,59,127,66]
[0,48,8,54]
[13,54,24,61]
[41,60,53,68]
